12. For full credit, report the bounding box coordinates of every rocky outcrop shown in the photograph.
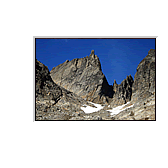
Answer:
[111,49,156,120]
[36,59,116,120]
[110,75,134,107]
[36,59,62,104]
[50,50,113,104]
[36,59,92,120]
[132,49,155,104]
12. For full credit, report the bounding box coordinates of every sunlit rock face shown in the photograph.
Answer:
[50,50,113,104]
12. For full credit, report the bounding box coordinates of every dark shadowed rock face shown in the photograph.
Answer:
[132,49,155,105]
[110,75,134,107]
[36,59,62,104]
[50,50,113,104]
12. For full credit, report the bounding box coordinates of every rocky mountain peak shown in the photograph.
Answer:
[137,49,155,70]
[132,49,155,103]
[50,50,111,104]
[90,50,95,56]
[89,50,97,58]
[114,79,117,85]
[148,49,155,55]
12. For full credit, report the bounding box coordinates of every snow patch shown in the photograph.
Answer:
[107,102,134,116]
[81,102,104,114]
[81,101,134,115]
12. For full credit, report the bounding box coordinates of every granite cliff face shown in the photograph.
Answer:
[132,49,155,103]
[112,49,155,120]
[50,50,113,104]
[36,49,156,120]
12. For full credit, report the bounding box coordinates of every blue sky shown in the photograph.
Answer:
[36,38,155,85]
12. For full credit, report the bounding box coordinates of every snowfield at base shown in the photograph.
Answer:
[107,102,134,116]
[81,102,104,113]
[81,101,134,115]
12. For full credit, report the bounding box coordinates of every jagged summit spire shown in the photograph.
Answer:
[89,50,96,59]
[91,50,95,55]
[114,79,117,84]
